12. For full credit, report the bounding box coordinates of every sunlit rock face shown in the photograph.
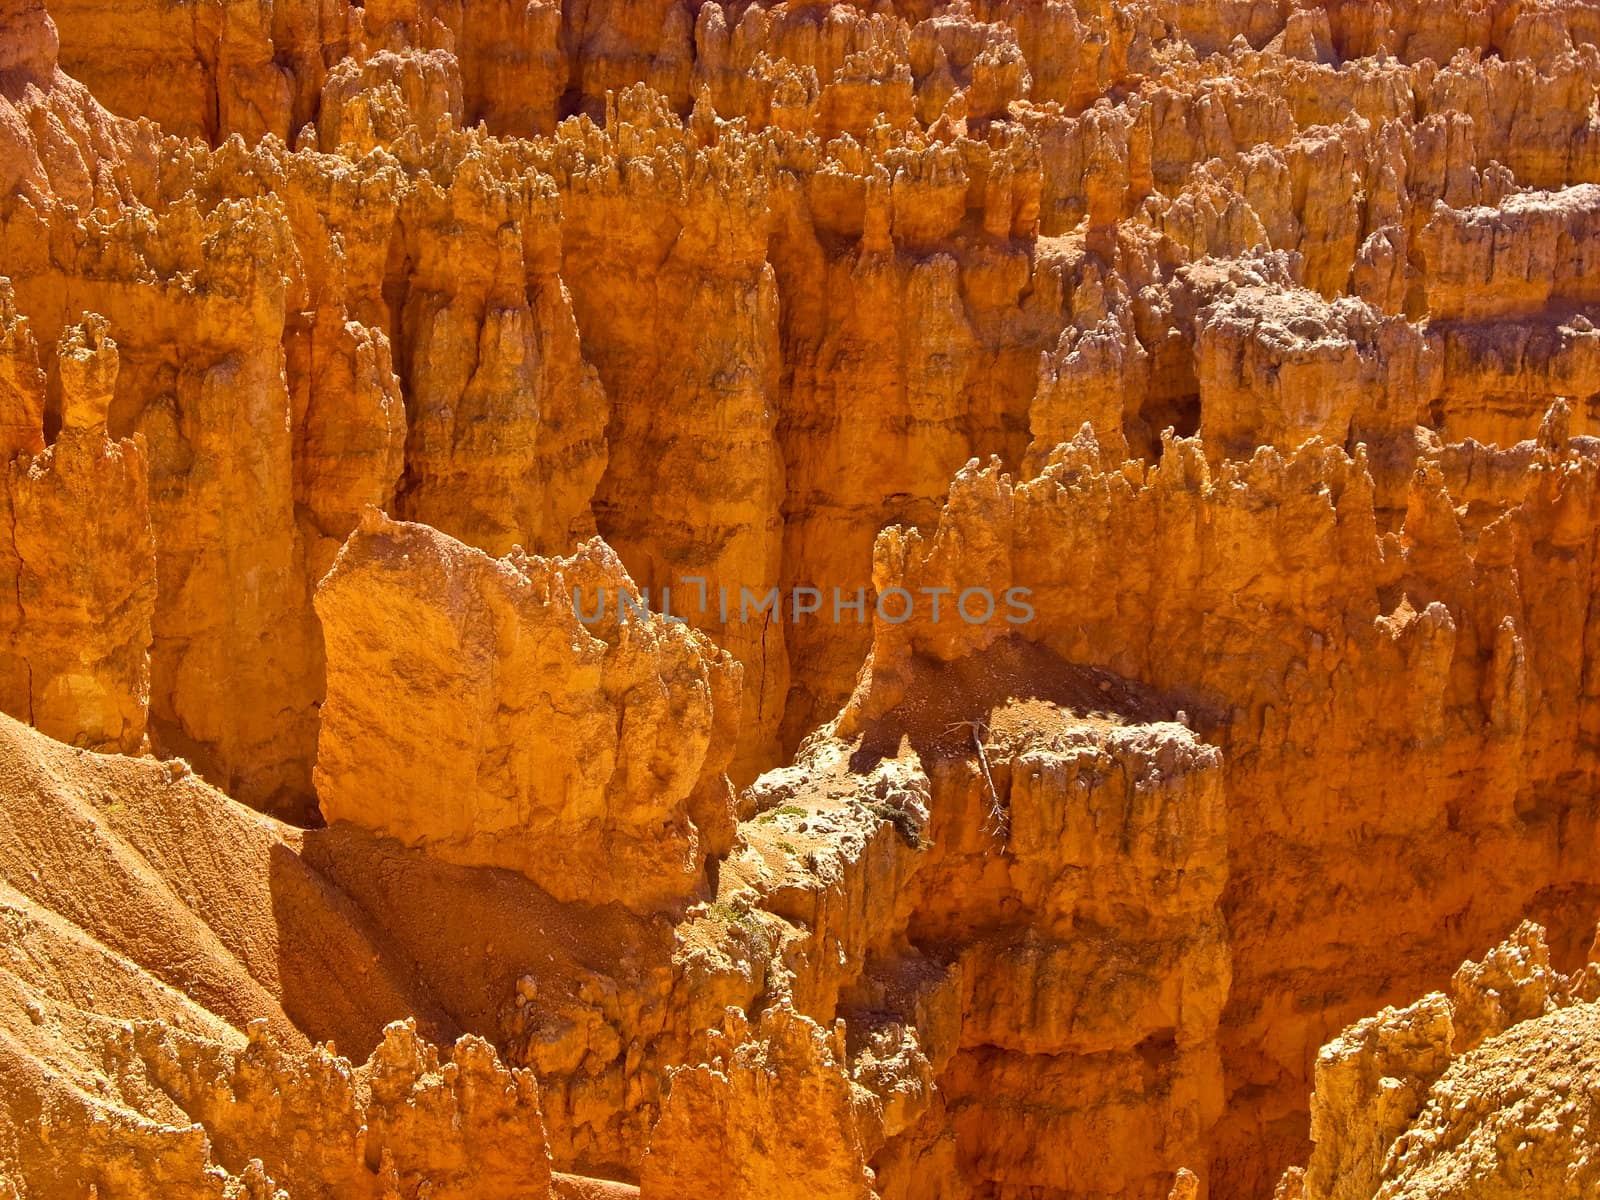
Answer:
[1281,921,1600,1200]
[5,1,1600,1198]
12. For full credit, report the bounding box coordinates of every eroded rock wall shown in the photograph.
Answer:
[841,426,1600,1193]
[6,0,1600,1198]
[1281,921,1600,1200]
[314,512,739,912]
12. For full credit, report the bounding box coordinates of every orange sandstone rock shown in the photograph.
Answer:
[314,513,739,913]
[1286,923,1600,1200]
[7,1,1600,1198]
[640,1005,876,1200]
[0,311,152,754]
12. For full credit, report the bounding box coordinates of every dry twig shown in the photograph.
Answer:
[946,719,1007,845]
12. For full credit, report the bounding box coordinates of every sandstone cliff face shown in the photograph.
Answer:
[5,0,1600,1198]
[14,1014,557,1200]
[1280,922,1600,1200]
[0,708,557,1197]
[640,1005,877,1200]
[841,425,1600,1194]
[0,311,152,754]
[314,512,739,912]
[583,647,1229,1200]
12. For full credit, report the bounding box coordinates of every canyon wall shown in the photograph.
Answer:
[1280,919,1600,1200]
[4,0,1600,1197]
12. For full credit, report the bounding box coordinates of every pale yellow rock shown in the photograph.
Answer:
[1302,994,1455,1200]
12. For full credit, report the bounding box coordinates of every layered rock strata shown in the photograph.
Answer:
[4,0,1600,1198]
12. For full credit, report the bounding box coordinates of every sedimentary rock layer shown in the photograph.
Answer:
[4,0,1600,1198]
[1282,921,1600,1200]
[315,511,739,912]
